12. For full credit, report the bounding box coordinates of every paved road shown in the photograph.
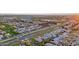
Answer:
[0,25,55,44]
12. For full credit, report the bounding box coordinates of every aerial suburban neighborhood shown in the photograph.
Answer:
[0,15,79,46]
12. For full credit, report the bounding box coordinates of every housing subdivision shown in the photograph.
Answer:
[0,15,79,46]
